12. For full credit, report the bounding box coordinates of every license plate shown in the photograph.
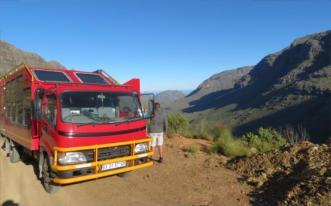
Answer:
[101,161,127,171]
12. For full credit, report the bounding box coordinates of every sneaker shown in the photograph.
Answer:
[158,157,163,163]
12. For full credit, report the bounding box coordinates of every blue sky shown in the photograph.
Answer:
[0,0,330,91]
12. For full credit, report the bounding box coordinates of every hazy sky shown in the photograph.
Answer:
[0,0,331,91]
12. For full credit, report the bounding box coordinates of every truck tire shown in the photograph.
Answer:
[9,146,21,163]
[42,156,60,193]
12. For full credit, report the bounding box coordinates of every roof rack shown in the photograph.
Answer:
[0,63,34,81]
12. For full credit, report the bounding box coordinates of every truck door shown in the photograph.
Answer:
[40,94,58,150]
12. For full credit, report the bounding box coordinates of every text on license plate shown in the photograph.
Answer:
[101,161,127,171]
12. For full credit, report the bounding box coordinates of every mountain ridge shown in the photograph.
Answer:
[189,66,253,98]
[0,40,65,74]
[155,90,185,106]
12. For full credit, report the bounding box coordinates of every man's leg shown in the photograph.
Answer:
[158,145,163,158]
[152,146,156,158]
[150,133,157,160]
[157,133,164,162]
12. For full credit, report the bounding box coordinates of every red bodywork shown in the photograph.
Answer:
[0,64,153,185]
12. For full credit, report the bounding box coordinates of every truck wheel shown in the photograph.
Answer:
[9,146,21,163]
[42,157,60,193]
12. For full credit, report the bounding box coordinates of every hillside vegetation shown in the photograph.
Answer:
[167,114,289,157]
[169,30,331,143]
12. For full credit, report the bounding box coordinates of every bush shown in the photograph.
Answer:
[210,127,233,141]
[211,127,287,157]
[279,124,310,144]
[211,136,250,157]
[242,127,287,153]
[190,119,213,140]
[167,114,189,137]
[185,145,199,154]
[210,127,250,157]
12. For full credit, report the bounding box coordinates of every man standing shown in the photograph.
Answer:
[149,102,168,163]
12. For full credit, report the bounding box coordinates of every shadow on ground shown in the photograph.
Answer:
[2,200,19,206]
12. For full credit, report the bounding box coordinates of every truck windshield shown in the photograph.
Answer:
[60,91,143,124]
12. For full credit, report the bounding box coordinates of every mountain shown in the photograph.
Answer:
[0,40,65,74]
[169,66,253,112]
[172,30,331,142]
[155,90,185,106]
[189,66,253,99]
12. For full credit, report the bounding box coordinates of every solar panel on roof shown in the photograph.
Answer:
[34,70,71,82]
[76,73,108,84]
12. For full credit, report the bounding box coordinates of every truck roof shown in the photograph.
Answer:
[30,66,119,85]
[1,63,120,86]
[1,64,141,93]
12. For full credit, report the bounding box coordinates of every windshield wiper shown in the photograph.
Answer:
[77,121,98,128]
[112,117,143,125]
[77,117,143,127]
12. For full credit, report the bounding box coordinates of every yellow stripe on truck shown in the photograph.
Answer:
[51,138,153,185]
[52,151,153,171]
[53,162,153,185]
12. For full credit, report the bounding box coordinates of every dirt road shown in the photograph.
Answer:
[0,136,250,206]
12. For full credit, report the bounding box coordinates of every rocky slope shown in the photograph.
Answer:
[172,30,331,142]
[168,66,253,114]
[0,40,64,74]
[189,66,253,99]
[227,141,331,206]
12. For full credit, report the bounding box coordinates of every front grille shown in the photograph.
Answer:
[98,145,131,161]
[80,145,131,162]
[83,150,94,162]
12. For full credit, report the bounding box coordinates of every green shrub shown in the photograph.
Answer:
[211,135,250,157]
[190,119,213,140]
[210,127,233,141]
[185,145,199,154]
[209,127,286,157]
[167,114,189,137]
[210,127,250,157]
[242,127,287,153]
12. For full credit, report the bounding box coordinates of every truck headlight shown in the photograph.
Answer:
[134,143,148,154]
[58,152,87,165]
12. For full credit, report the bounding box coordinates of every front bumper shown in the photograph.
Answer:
[51,138,153,185]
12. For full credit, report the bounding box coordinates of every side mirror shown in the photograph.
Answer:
[146,99,155,118]
[140,93,155,119]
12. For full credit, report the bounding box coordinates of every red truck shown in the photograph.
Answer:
[0,64,154,193]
